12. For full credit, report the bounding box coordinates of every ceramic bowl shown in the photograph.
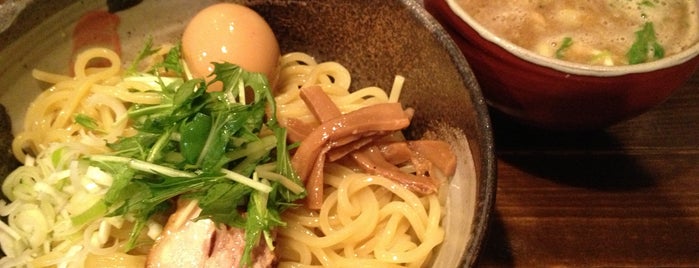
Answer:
[425,0,699,130]
[0,0,496,266]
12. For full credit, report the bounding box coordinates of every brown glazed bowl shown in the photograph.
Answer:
[425,0,699,130]
[0,0,496,266]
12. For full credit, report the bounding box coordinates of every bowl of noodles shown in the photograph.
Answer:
[0,0,495,267]
[425,0,699,130]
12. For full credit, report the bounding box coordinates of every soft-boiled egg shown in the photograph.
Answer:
[182,3,280,91]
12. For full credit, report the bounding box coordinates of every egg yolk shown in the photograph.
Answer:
[182,3,280,91]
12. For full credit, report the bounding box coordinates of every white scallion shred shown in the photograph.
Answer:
[147,219,163,240]
[46,169,70,185]
[57,245,84,268]
[0,143,129,267]
[97,220,111,246]
[123,73,182,90]
[86,165,113,186]
[0,219,21,241]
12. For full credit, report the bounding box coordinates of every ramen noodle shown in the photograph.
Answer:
[0,45,448,267]
[1,47,162,267]
[456,0,699,65]
[273,52,444,267]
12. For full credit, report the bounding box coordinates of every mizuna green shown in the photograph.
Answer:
[72,42,305,266]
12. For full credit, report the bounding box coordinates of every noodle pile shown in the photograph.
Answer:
[0,48,445,267]
[11,47,167,163]
[273,52,444,267]
[1,47,170,267]
[274,52,404,125]
[276,163,444,267]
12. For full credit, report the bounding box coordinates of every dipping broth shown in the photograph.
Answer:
[456,0,699,66]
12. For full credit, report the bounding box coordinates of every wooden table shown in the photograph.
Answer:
[477,69,699,267]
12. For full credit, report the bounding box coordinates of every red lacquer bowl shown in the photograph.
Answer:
[425,0,699,130]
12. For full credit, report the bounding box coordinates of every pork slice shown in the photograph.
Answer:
[204,227,245,268]
[71,10,121,71]
[146,199,275,268]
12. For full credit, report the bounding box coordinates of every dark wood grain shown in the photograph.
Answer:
[478,69,699,267]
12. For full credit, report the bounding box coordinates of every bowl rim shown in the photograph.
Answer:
[0,0,498,266]
[406,0,497,266]
[444,0,699,77]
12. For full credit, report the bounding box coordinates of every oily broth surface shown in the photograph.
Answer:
[457,0,699,65]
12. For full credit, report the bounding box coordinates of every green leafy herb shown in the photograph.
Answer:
[151,43,185,77]
[180,112,213,164]
[74,114,102,132]
[243,181,276,265]
[126,38,186,77]
[555,37,573,59]
[126,36,158,75]
[627,22,665,64]
[639,0,654,7]
[75,44,306,265]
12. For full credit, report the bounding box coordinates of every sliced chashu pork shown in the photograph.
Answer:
[146,199,274,268]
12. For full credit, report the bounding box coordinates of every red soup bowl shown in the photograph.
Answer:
[425,0,699,130]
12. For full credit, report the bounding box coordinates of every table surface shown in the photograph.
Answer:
[476,69,699,267]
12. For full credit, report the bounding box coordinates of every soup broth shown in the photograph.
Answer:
[456,0,699,66]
